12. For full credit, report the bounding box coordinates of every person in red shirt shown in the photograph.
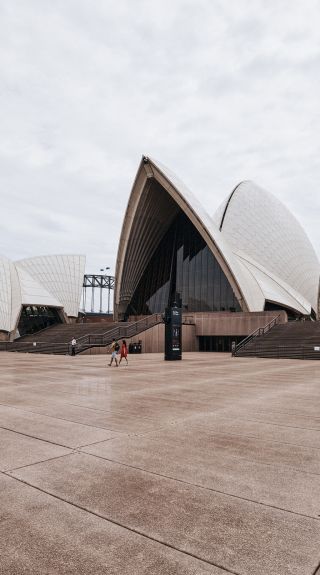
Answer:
[119,339,128,365]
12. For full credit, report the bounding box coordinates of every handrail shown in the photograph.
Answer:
[0,312,196,355]
[233,314,282,356]
[3,339,320,360]
[0,313,165,355]
[74,313,163,351]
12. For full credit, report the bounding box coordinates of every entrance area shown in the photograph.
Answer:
[199,335,246,352]
[17,306,62,337]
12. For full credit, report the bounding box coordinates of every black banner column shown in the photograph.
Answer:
[164,301,182,361]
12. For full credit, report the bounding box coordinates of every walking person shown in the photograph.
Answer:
[108,338,119,367]
[70,337,77,356]
[119,339,128,365]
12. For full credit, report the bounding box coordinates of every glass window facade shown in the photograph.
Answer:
[199,335,246,352]
[18,306,62,336]
[126,211,241,315]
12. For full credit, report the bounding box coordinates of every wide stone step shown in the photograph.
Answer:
[236,321,320,360]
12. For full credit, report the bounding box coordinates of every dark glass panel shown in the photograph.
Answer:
[207,246,214,311]
[194,245,202,310]
[264,301,300,321]
[176,245,183,298]
[212,258,219,311]
[18,306,62,337]
[182,247,189,310]
[199,335,246,352]
[126,211,241,315]
[199,246,208,311]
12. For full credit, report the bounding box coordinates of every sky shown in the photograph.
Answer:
[1,0,320,277]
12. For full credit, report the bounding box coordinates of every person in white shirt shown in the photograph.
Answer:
[71,337,77,356]
[108,338,119,367]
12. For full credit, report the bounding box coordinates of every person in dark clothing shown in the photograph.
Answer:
[70,337,77,356]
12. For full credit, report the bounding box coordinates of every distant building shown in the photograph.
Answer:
[0,254,85,340]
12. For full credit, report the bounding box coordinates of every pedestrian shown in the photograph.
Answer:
[108,338,119,367]
[70,337,77,356]
[119,339,128,365]
[71,337,77,356]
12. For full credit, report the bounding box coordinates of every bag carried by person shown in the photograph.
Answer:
[114,342,120,352]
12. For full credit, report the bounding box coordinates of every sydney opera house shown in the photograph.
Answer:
[1,156,319,352]
[114,157,320,351]
[0,255,85,340]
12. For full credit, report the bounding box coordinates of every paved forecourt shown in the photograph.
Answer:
[0,351,320,575]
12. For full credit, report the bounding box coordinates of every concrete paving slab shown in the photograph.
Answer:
[0,398,160,433]
[183,415,320,448]
[241,397,320,418]
[82,433,320,517]
[85,423,320,474]
[235,409,320,431]
[0,474,219,575]
[0,405,118,448]
[1,351,320,574]
[174,426,320,473]
[62,394,209,419]
[12,452,320,575]
[0,428,71,471]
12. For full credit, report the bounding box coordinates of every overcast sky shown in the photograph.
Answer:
[1,0,320,275]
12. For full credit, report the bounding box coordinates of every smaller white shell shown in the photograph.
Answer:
[0,254,86,333]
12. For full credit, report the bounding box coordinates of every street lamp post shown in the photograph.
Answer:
[105,267,110,315]
[99,269,104,313]
[98,267,111,314]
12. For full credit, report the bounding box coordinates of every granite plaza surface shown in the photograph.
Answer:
[0,351,320,575]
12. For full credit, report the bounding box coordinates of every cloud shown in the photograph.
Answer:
[0,0,319,275]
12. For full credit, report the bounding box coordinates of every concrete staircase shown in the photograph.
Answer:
[0,314,164,355]
[235,321,320,360]
[17,322,123,344]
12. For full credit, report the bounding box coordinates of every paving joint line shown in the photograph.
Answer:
[2,471,241,575]
[0,401,130,434]
[252,407,320,420]
[76,436,121,449]
[211,454,320,478]
[66,401,156,421]
[78,450,320,522]
[4,450,76,473]
[240,417,320,433]
[311,559,320,575]
[0,424,76,449]
[79,439,320,479]
[177,427,320,451]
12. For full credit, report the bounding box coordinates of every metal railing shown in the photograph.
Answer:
[232,314,282,356]
[74,313,164,353]
[0,313,164,355]
[0,312,196,355]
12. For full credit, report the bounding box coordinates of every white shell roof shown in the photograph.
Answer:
[0,256,21,332]
[213,181,320,314]
[146,158,265,311]
[116,158,319,317]
[16,255,86,318]
[15,266,62,308]
[116,157,258,312]
[0,254,85,333]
